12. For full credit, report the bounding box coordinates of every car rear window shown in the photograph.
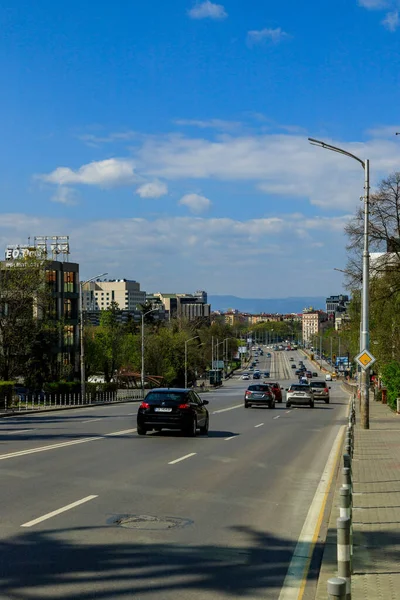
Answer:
[290,385,309,391]
[145,392,187,404]
[311,382,326,388]
[248,385,270,392]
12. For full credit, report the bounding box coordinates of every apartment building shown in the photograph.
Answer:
[152,291,211,322]
[302,308,329,343]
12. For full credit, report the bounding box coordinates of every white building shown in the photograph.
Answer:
[302,309,329,343]
[82,279,146,312]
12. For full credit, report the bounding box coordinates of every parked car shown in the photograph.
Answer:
[310,380,331,403]
[269,382,283,403]
[14,386,45,402]
[286,383,314,408]
[244,384,275,409]
[137,388,209,436]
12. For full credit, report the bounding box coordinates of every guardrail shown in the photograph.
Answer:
[4,389,144,413]
[326,393,356,599]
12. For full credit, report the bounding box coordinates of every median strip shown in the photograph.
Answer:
[21,495,98,528]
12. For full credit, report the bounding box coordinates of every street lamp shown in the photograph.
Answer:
[141,308,159,393]
[184,336,200,388]
[309,137,370,429]
[80,272,108,403]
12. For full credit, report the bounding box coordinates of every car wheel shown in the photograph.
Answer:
[286,402,291,408]
[199,417,209,435]
[310,401,314,408]
[244,402,250,408]
[270,401,275,409]
[185,418,197,437]
[137,425,147,436]
[325,398,330,404]
[154,427,162,432]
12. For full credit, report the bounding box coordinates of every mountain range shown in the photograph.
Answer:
[208,295,326,314]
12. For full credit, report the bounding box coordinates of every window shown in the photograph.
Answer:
[64,299,72,319]
[46,270,57,291]
[63,325,74,346]
[64,271,74,293]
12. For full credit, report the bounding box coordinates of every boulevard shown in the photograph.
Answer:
[0,350,348,599]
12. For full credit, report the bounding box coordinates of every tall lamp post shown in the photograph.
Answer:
[309,137,370,429]
[80,272,108,403]
[141,308,159,393]
[185,336,200,389]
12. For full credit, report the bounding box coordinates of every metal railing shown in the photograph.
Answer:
[6,389,144,412]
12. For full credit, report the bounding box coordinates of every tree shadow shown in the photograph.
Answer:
[0,523,322,599]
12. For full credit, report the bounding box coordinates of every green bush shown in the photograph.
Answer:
[43,381,81,394]
[380,361,400,410]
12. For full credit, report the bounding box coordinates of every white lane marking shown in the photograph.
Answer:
[224,435,237,441]
[278,425,345,600]
[81,418,102,423]
[0,429,33,435]
[168,452,197,465]
[273,415,281,419]
[254,423,264,428]
[286,410,291,414]
[212,404,243,414]
[0,428,137,462]
[21,495,98,528]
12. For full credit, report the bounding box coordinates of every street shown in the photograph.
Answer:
[0,351,348,599]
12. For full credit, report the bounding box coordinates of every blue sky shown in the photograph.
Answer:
[1,0,400,299]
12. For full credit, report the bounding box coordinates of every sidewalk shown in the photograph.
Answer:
[315,395,400,599]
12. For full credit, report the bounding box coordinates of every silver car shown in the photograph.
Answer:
[286,383,314,408]
[310,380,330,403]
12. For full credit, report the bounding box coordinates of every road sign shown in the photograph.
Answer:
[355,349,376,370]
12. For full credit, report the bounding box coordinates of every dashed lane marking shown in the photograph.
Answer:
[254,423,264,428]
[212,404,242,414]
[168,453,197,465]
[21,495,98,528]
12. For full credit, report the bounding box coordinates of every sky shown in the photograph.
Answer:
[1,0,400,299]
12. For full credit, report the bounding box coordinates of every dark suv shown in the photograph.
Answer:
[137,388,209,436]
[244,384,275,409]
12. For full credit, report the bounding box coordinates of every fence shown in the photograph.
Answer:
[6,389,144,413]
[327,393,356,600]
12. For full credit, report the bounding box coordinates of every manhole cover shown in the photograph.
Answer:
[113,515,192,530]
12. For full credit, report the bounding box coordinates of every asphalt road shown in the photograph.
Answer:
[0,349,348,600]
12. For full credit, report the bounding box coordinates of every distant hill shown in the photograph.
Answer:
[208,295,326,314]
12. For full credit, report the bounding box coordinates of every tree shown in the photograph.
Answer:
[0,256,57,383]
[87,302,126,382]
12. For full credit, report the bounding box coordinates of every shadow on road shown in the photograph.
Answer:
[0,523,324,599]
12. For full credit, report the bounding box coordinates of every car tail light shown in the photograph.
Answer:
[140,402,150,409]
[245,390,252,396]
[324,387,329,393]
[179,403,190,409]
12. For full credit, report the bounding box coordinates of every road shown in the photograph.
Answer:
[0,349,348,600]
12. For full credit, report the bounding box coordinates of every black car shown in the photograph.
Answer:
[253,372,261,379]
[137,388,209,436]
[244,384,275,409]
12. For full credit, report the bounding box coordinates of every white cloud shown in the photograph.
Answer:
[358,0,388,8]
[382,10,400,29]
[136,181,168,198]
[188,1,227,20]
[174,118,241,131]
[0,212,348,297]
[179,193,212,213]
[51,186,78,205]
[247,27,290,45]
[39,158,136,187]
[78,131,136,147]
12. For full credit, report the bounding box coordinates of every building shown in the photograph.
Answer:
[82,279,146,312]
[152,291,211,322]
[302,308,329,343]
[326,294,349,316]
[1,237,79,378]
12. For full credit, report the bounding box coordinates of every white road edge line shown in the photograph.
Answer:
[168,452,197,465]
[254,423,264,428]
[0,429,33,435]
[224,435,237,441]
[278,425,345,600]
[21,495,98,528]
[286,410,292,414]
[212,404,243,414]
[81,418,102,423]
[0,428,137,462]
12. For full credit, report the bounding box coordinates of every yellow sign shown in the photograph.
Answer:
[355,349,376,370]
